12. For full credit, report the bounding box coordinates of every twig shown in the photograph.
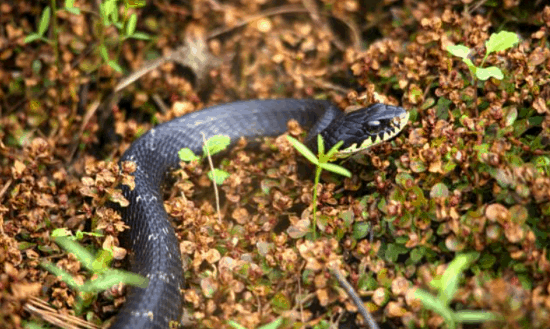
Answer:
[301,0,346,51]
[303,75,350,94]
[201,132,222,223]
[207,4,361,51]
[467,0,489,15]
[300,0,361,52]
[113,57,167,93]
[330,268,379,329]
[66,98,101,162]
[0,178,12,201]
[151,93,170,114]
[24,297,99,329]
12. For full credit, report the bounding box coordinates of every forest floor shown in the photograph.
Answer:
[1,1,550,328]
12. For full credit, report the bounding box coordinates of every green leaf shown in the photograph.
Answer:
[325,140,344,160]
[505,107,517,126]
[64,0,81,14]
[54,237,96,271]
[91,249,113,273]
[410,247,425,263]
[286,136,319,165]
[414,289,456,329]
[475,66,503,80]
[178,148,200,162]
[453,310,501,323]
[485,31,519,55]
[207,169,230,185]
[42,262,81,290]
[75,230,84,240]
[126,13,137,36]
[258,318,283,329]
[101,0,117,26]
[126,0,147,8]
[38,7,51,36]
[24,33,42,44]
[128,32,151,40]
[99,2,108,25]
[317,134,325,155]
[318,162,351,177]
[51,228,74,239]
[353,222,370,239]
[203,135,230,156]
[227,321,247,329]
[108,60,123,73]
[271,292,291,310]
[447,44,471,59]
[65,7,81,15]
[430,182,449,198]
[462,57,475,70]
[80,270,148,292]
[438,253,477,306]
[99,45,109,61]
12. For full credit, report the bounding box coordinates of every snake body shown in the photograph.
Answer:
[110,99,408,329]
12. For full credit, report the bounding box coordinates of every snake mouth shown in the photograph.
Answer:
[336,106,409,157]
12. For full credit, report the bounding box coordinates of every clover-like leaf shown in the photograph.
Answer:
[485,31,519,55]
[178,148,200,162]
[475,66,503,81]
[447,44,471,59]
[207,168,230,185]
[203,135,230,156]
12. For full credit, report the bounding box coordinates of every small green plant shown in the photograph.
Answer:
[24,0,150,73]
[43,229,148,314]
[54,227,103,240]
[24,6,53,44]
[97,0,151,72]
[178,135,232,186]
[179,134,232,222]
[447,30,519,82]
[228,317,283,329]
[413,253,502,329]
[447,30,519,114]
[287,135,351,240]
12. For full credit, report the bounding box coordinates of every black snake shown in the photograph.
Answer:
[109,99,408,328]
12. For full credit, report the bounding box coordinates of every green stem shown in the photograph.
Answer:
[473,78,478,117]
[50,0,60,84]
[312,166,322,240]
[117,2,129,62]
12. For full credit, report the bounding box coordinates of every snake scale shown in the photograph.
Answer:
[109,99,408,328]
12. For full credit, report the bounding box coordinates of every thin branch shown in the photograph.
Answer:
[24,297,99,329]
[207,4,362,51]
[201,132,222,223]
[330,268,379,329]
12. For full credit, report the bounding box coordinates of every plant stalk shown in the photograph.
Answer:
[312,166,322,240]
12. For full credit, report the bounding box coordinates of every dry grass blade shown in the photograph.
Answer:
[24,297,99,329]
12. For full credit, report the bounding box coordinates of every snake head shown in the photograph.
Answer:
[320,103,409,158]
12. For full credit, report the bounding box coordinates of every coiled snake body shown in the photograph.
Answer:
[110,99,408,328]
